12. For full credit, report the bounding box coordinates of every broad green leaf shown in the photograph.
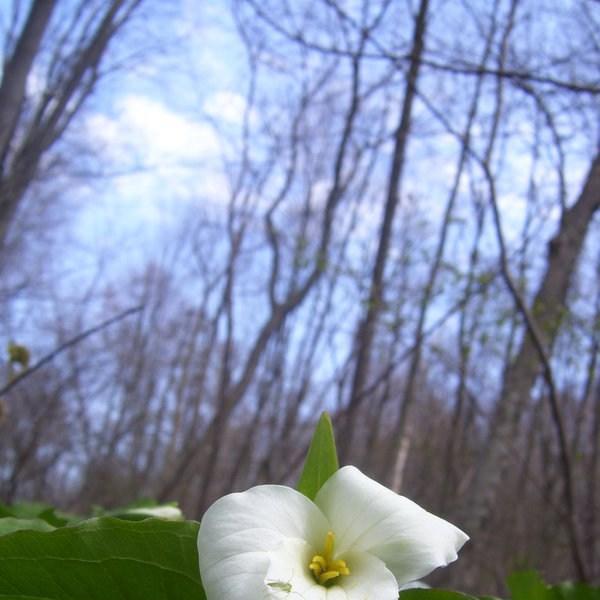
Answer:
[296,412,339,500]
[0,517,205,600]
[399,590,479,599]
[508,572,600,600]
[0,517,55,535]
[0,502,55,519]
[0,502,77,527]
[507,571,550,600]
[553,582,600,600]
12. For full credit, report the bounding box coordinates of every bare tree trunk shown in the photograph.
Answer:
[0,0,142,247]
[381,0,506,486]
[586,376,600,580]
[340,0,430,461]
[0,1,56,166]
[439,198,486,510]
[468,153,599,578]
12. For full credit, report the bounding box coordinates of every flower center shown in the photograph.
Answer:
[308,531,350,586]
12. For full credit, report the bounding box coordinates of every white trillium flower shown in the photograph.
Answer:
[198,466,468,600]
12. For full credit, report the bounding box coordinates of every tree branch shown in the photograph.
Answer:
[0,304,144,397]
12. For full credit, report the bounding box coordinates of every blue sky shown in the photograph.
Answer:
[37,0,591,277]
[1,0,598,396]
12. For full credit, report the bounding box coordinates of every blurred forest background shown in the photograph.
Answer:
[0,0,599,594]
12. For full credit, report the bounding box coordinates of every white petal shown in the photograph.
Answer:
[337,550,399,599]
[265,539,397,600]
[315,466,469,585]
[198,484,329,600]
[399,580,431,590]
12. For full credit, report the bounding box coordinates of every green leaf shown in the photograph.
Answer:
[0,517,55,536]
[296,412,339,500]
[553,582,600,600]
[0,502,78,527]
[399,590,479,599]
[0,517,206,600]
[507,571,550,600]
[507,572,600,600]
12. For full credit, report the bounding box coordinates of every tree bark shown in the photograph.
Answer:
[0,0,56,169]
[467,153,600,566]
[340,0,430,461]
[0,0,140,248]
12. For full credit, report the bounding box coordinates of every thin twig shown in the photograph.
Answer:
[0,304,144,397]
[482,159,589,582]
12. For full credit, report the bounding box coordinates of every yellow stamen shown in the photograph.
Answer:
[330,559,350,575]
[319,570,340,584]
[308,531,351,587]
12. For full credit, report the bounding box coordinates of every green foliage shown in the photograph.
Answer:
[398,573,600,600]
[553,582,600,600]
[0,517,205,600]
[507,571,600,600]
[0,419,598,600]
[0,501,76,528]
[296,411,340,500]
[0,516,55,535]
[0,500,184,528]
[7,341,30,370]
[508,571,549,600]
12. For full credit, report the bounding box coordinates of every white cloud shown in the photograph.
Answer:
[132,95,218,164]
[77,93,233,243]
[84,94,221,171]
[203,90,256,126]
